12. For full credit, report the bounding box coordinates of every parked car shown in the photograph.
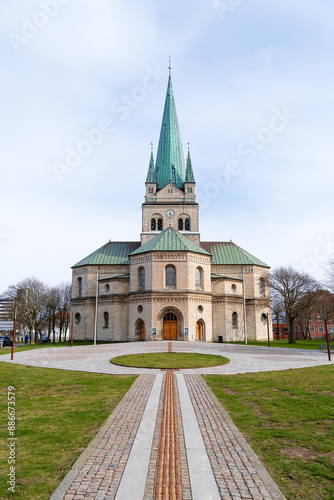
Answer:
[38,333,49,343]
[0,336,13,347]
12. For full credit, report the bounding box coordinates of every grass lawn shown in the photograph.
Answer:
[111,352,229,368]
[0,340,108,356]
[225,339,332,350]
[0,364,136,500]
[204,365,334,500]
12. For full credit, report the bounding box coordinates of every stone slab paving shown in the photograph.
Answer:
[184,374,285,500]
[1,341,333,375]
[51,374,155,500]
[51,369,286,500]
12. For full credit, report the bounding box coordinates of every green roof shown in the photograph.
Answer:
[155,76,186,190]
[72,241,140,267]
[146,150,156,183]
[200,242,270,268]
[185,149,195,182]
[130,227,210,256]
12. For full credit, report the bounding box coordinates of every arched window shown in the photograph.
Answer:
[139,267,145,289]
[103,312,109,328]
[74,312,81,324]
[178,218,183,230]
[185,218,190,231]
[259,278,265,296]
[151,219,156,230]
[77,277,82,296]
[158,218,163,230]
[232,312,238,327]
[166,266,175,287]
[195,267,203,288]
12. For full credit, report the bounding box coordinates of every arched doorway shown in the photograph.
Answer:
[196,320,205,342]
[163,312,178,340]
[135,319,145,341]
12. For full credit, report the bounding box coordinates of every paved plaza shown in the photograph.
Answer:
[2,342,332,499]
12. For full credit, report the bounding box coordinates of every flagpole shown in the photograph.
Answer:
[94,266,100,346]
[242,266,247,344]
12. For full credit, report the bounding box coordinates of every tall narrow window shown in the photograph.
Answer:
[158,218,163,230]
[178,219,183,230]
[151,219,156,230]
[195,268,202,288]
[139,268,145,289]
[232,312,238,327]
[259,278,265,295]
[77,277,82,296]
[103,312,109,328]
[166,266,175,287]
[185,218,190,231]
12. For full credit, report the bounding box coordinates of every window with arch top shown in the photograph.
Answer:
[103,312,109,328]
[259,277,265,296]
[77,277,82,296]
[139,267,145,289]
[178,219,183,230]
[232,312,238,328]
[151,219,156,230]
[158,218,163,230]
[166,266,176,287]
[185,218,190,231]
[195,267,203,288]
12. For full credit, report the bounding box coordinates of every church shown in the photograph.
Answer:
[70,72,272,343]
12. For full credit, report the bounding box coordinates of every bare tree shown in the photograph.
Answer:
[3,277,49,344]
[269,288,286,340]
[325,257,334,293]
[57,282,71,342]
[265,266,320,343]
[46,287,60,343]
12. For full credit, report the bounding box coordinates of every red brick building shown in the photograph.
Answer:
[273,291,334,341]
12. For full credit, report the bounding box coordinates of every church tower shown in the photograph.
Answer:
[141,73,200,245]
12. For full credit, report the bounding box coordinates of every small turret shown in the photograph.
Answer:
[145,146,157,199]
[184,146,196,199]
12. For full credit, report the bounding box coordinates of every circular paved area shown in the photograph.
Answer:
[1,341,332,374]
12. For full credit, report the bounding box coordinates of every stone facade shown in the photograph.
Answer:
[70,73,272,343]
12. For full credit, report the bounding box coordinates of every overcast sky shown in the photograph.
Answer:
[1,0,333,292]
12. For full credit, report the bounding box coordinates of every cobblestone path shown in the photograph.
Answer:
[52,373,285,500]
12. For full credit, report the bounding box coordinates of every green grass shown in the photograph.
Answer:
[0,364,136,499]
[0,340,110,356]
[111,352,229,368]
[225,339,332,350]
[204,365,334,500]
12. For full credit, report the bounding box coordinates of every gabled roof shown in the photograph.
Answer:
[130,227,210,256]
[72,241,141,267]
[200,242,270,268]
[155,76,186,190]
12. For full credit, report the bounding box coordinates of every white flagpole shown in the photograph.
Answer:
[94,266,100,346]
[242,266,247,344]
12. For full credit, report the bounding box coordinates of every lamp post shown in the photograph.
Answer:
[323,305,331,362]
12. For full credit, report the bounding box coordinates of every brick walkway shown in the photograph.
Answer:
[52,372,286,500]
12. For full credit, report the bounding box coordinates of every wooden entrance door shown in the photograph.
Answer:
[163,313,177,340]
[140,322,145,341]
[196,322,200,340]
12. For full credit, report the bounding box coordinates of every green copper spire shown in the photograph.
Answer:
[146,147,156,183]
[185,147,195,183]
[155,75,185,190]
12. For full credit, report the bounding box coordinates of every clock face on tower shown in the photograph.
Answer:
[166,209,175,218]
